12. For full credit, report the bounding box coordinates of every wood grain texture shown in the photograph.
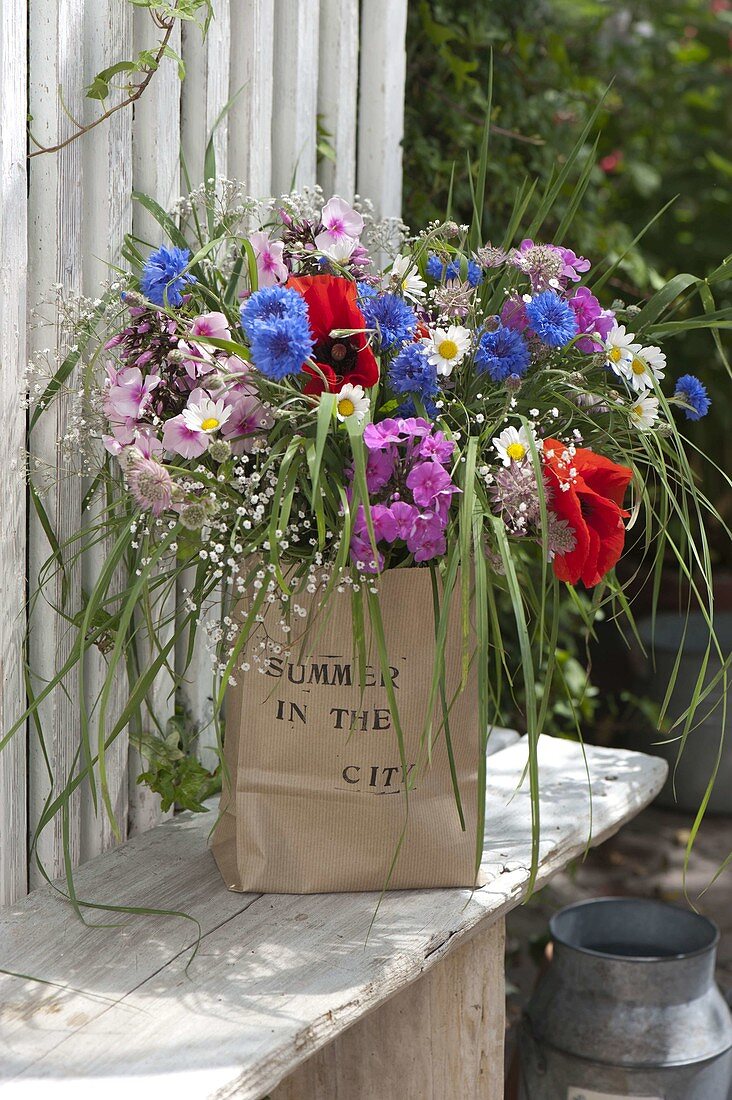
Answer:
[79,0,134,863]
[317,0,359,199]
[227,0,274,197]
[26,0,85,888]
[0,739,667,1098]
[128,11,182,836]
[272,919,506,1100]
[357,0,408,217]
[271,0,320,194]
[181,3,230,185]
[0,0,29,906]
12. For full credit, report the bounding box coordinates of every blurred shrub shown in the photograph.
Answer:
[404,0,732,564]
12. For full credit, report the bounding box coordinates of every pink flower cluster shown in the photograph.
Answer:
[350,418,459,572]
[102,306,273,470]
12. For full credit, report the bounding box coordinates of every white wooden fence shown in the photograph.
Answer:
[0,0,408,905]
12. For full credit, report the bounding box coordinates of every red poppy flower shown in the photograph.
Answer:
[287,274,379,395]
[543,438,633,588]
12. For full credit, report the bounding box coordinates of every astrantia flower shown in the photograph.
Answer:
[628,394,660,430]
[127,457,173,517]
[249,231,288,287]
[390,254,427,302]
[181,391,232,435]
[674,374,710,420]
[388,343,438,398]
[361,292,417,351]
[288,274,378,394]
[425,254,444,280]
[488,460,542,536]
[525,291,579,348]
[603,324,637,373]
[335,382,370,423]
[616,345,666,393]
[475,326,530,381]
[492,424,536,467]
[424,325,471,376]
[510,241,564,290]
[474,243,507,269]
[140,244,195,307]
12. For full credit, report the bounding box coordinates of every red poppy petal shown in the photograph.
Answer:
[573,447,633,508]
[546,467,590,584]
[576,488,628,586]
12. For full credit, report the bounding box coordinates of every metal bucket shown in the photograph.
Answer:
[520,897,732,1099]
[633,611,732,814]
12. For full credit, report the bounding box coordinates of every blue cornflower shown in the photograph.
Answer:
[247,317,314,381]
[426,254,444,280]
[445,259,461,281]
[398,395,439,419]
[525,290,578,348]
[674,374,710,420]
[140,244,195,307]
[361,292,416,351]
[240,285,307,334]
[356,280,378,303]
[474,326,531,382]
[466,260,483,287]
[388,343,439,398]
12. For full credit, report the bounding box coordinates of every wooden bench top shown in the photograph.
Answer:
[0,737,666,1099]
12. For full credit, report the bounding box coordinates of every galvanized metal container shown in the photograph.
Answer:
[520,897,732,1099]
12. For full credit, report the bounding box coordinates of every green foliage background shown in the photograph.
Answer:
[403,0,732,564]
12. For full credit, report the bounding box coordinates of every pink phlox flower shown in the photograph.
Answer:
[107,367,161,418]
[319,196,364,244]
[350,533,384,574]
[556,246,591,282]
[162,415,209,459]
[406,461,456,508]
[418,430,454,464]
[389,500,419,541]
[406,512,447,562]
[190,311,231,341]
[221,393,274,454]
[365,447,397,493]
[501,296,529,332]
[250,232,289,288]
[568,288,615,353]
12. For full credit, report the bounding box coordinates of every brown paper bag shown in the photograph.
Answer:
[210,567,482,892]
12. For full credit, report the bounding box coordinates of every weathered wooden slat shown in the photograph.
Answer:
[0,740,667,1097]
[272,919,506,1100]
[26,0,86,888]
[79,0,134,863]
[128,11,183,835]
[271,0,320,194]
[357,0,408,217]
[0,0,29,906]
[181,3,230,185]
[227,0,274,197]
[317,0,359,199]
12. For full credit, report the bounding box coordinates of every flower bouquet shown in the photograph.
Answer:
[15,168,725,893]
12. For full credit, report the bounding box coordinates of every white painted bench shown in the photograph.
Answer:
[0,738,666,1100]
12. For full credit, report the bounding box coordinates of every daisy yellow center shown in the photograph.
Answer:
[201,417,219,431]
[437,338,458,360]
[608,347,623,363]
[338,397,355,418]
[631,357,647,375]
[632,405,643,417]
[506,442,526,461]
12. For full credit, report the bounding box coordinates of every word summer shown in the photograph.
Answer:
[263,656,403,689]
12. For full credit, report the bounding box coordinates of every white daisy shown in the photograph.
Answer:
[424,325,471,376]
[390,254,427,303]
[492,424,536,467]
[628,394,660,430]
[617,344,667,393]
[335,383,370,423]
[603,323,638,374]
[181,393,232,434]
